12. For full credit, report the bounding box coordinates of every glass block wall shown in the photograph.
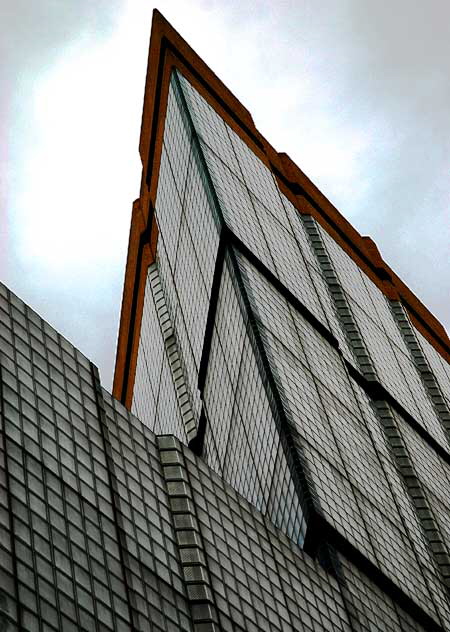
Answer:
[132,67,450,629]
[0,280,433,631]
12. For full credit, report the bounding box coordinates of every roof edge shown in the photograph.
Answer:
[113,10,449,406]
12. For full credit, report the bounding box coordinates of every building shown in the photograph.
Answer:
[1,280,357,632]
[1,9,450,632]
[113,9,450,632]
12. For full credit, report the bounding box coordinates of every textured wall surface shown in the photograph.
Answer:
[131,68,450,630]
[0,280,428,631]
[2,22,450,630]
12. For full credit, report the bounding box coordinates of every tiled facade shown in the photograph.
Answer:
[2,11,450,632]
[0,280,420,632]
[0,283,191,631]
[129,37,450,632]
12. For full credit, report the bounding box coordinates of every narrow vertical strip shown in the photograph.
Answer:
[90,363,138,631]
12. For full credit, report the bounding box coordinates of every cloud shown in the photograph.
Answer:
[2,1,449,389]
[179,0,450,331]
[1,0,127,383]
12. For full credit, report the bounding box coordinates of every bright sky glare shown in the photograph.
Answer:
[2,1,449,387]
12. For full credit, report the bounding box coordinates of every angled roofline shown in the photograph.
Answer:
[113,8,450,407]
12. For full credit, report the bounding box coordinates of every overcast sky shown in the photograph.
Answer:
[1,1,449,388]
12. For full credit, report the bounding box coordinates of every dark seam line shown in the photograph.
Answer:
[0,362,21,628]
[188,407,206,456]
[273,164,450,357]
[141,33,450,362]
[161,440,222,625]
[399,299,450,358]
[228,227,450,467]
[271,165,392,282]
[346,362,450,467]
[145,37,169,187]
[138,37,448,615]
[90,364,138,631]
[325,545,362,632]
[171,69,226,230]
[145,37,264,189]
[319,516,444,632]
[120,204,154,404]
[197,230,228,393]
[226,246,321,553]
[229,230,339,350]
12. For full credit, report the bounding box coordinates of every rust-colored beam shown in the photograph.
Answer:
[113,9,449,408]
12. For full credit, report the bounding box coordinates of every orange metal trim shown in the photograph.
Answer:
[113,197,158,407]
[113,199,143,401]
[113,9,449,407]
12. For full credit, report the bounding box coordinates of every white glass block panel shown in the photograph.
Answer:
[227,125,289,228]
[132,273,162,431]
[203,330,235,467]
[213,260,246,388]
[176,71,237,170]
[391,343,448,449]
[200,256,304,543]
[255,202,329,325]
[351,298,448,448]
[355,302,418,402]
[355,491,434,615]
[155,348,186,440]
[156,236,179,328]
[302,442,377,563]
[361,275,407,349]
[131,340,156,425]
[415,326,450,406]
[201,142,253,224]
[399,413,450,510]
[155,146,184,268]
[305,265,355,363]
[317,224,370,309]
[228,332,279,513]
[238,256,306,361]
[293,314,357,415]
[352,382,392,460]
[164,77,193,197]
[173,306,202,425]
[174,215,209,367]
